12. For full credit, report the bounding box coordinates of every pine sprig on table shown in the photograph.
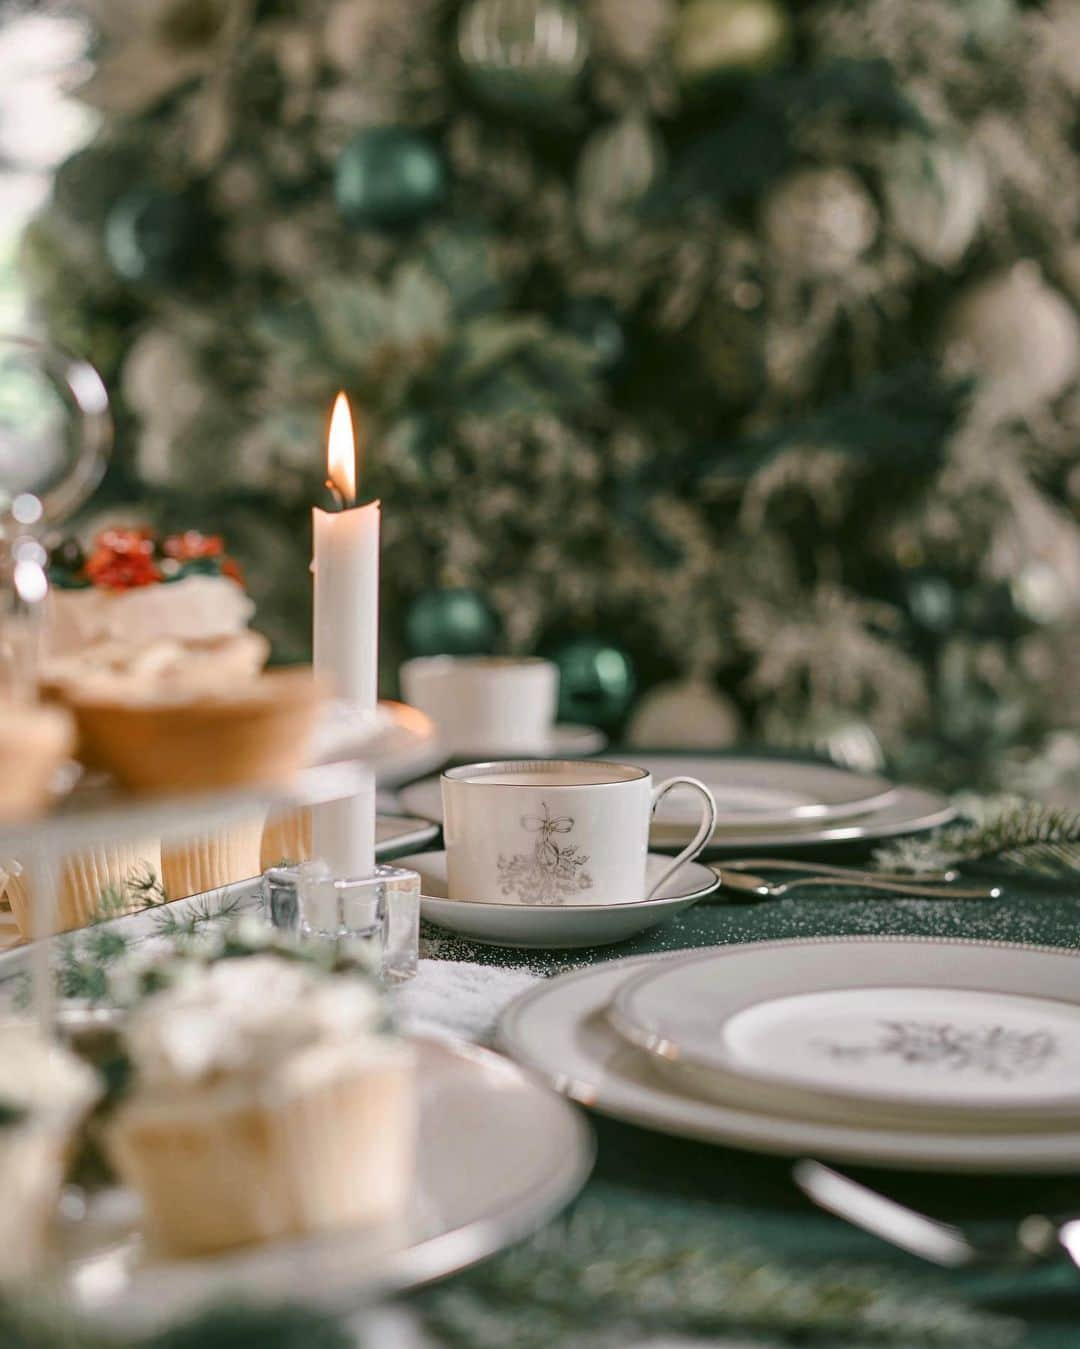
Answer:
[150,891,245,940]
[93,863,168,923]
[52,890,243,1004]
[417,1193,1021,1348]
[874,799,1080,877]
[55,925,133,1003]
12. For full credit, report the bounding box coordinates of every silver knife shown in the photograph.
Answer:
[794,1160,1079,1269]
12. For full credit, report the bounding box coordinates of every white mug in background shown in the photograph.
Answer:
[400,656,558,755]
[442,760,717,906]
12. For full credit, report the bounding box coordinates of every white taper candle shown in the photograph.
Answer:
[312,393,379,879]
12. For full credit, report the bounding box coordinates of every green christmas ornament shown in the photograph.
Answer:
[903,572,957,635]
[457,0,589,112]
[334,128,446,230]
[553,637,636,729]
[405,588,500,656]
[562,296,627,373]
[105,185,207,284]
[672,0,792,86]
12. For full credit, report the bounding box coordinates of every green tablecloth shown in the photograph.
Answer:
[411,884,1080,1348]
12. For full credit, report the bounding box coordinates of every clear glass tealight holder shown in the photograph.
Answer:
[261,861,420,983]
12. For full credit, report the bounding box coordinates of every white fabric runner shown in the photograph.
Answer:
[392,957,542,1045]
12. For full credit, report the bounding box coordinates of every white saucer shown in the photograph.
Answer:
[399,850,719,949]
[610,943,1080,1130]
[435,723,606,761]
[497,939,1080,1171]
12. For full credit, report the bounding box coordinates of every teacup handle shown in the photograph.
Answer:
[646,777,717,900]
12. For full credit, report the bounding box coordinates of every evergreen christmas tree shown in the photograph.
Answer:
[21,0,1080,790]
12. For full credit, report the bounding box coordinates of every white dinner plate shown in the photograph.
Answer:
[497,939,1080,1171]
[400,850,719,949]
[636,756,895,829]
[610,943,1080,1130]
[62,1035,593,1333]
[397,771,953,853]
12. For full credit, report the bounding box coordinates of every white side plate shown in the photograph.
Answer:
[611,945,1080,1128]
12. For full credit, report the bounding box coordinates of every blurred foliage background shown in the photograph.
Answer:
[5,0,1080,795]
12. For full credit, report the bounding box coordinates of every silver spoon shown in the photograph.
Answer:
[712,868,1001,901]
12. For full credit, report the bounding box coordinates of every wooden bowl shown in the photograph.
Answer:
[67,668,325,794]
[0,700,76,822]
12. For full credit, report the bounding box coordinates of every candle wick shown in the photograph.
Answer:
[325,478,345,511]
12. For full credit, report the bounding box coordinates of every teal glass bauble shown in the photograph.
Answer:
[553,637,636,729]
[335,127,446,229]
[105,185,206,284]
[405,588,500,656]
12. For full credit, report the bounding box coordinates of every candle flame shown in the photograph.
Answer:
[326,392,357,505]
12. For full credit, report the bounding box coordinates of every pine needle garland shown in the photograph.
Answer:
[874,798,1080,878]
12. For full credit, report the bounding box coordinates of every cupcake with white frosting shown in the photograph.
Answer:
[106,948,414,1256]
[43,527,272,905]
[4,840,163,939]
[0,1024,101,1281]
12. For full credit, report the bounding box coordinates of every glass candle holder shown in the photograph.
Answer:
[262,861,419,983]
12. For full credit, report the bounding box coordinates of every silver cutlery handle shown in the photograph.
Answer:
[779,876,999,900]
[721,858,959,884]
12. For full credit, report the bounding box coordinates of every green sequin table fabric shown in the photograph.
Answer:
[412,881,1080,1348]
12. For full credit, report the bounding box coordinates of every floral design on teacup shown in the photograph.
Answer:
[496,801,593,905]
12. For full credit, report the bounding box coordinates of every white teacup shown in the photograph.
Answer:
[400,656,558,755]
[442,760,717,906]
